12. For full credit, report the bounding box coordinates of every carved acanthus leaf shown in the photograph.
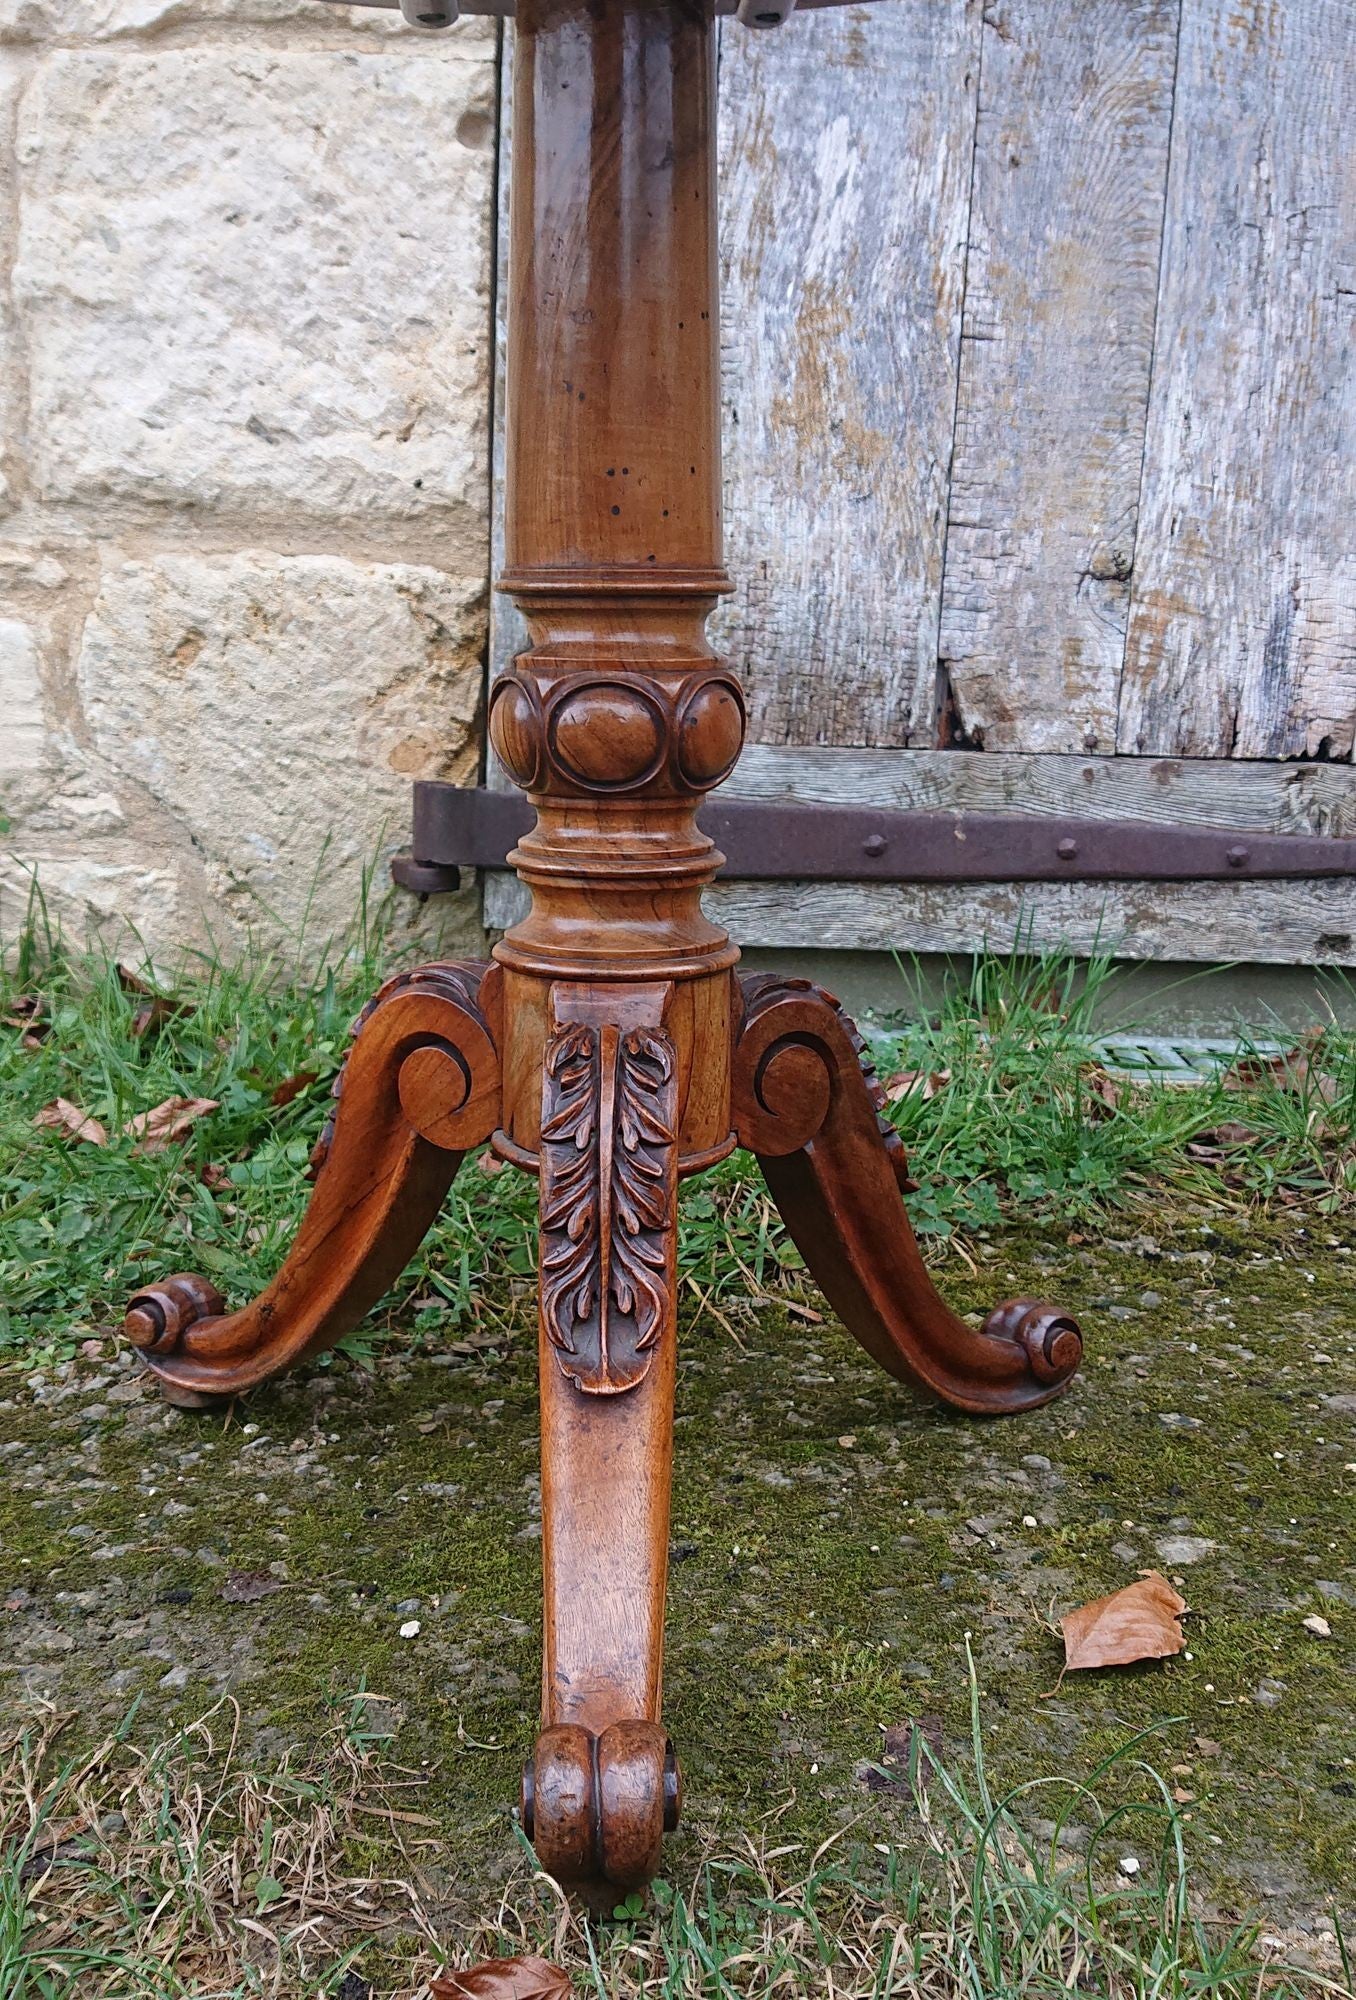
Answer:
[540,1019,677,1395]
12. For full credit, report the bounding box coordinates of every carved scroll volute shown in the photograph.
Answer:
[730,977,838,1157]
[540,988,679,1396]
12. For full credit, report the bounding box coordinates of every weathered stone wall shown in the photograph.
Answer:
[0,0,495,965]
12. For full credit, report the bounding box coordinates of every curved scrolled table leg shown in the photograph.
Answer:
[520,984,684,1906]
[125,961,502,1407]
[732,974,1084,1415]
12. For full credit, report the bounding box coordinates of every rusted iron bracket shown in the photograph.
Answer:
[390,780,1356,897]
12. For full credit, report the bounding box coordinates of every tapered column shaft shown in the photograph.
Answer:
[504,0,723,579]
[492,0,741,1161]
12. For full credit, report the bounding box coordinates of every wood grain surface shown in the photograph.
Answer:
[712,0,979,749]
[1117,0,1356,761]
[938,0,1178,754]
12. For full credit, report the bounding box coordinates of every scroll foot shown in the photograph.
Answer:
[124,961,502,1405]
[522,1720,681,1907]
[733,974,1084,1414]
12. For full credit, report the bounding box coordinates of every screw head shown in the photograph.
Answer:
[1226,844,1249,869]
[863,833,887,858]
[1056,837,1078,861]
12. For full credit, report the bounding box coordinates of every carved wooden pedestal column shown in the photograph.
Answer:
[125,0,1085,1905]
[489,0,739,1893]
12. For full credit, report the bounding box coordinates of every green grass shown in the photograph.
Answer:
[2,1653,1347,1998]
[2,909,1354,1369]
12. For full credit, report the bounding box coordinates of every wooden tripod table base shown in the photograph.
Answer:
[124,0,1085,1901]
[126,957,1081,1898]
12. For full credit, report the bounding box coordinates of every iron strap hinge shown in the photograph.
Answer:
[389,781,1356,896]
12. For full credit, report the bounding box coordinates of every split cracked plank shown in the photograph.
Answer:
[705,876,1356,966]
[712,0,980,749]
[725,744,1356,838]
[1117,0,1356,761]
[937,0,1179,755]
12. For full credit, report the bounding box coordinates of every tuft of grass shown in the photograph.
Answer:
[877,949,1356,1238]
[2,906,1354,1367]
[2,1656,1346,1999]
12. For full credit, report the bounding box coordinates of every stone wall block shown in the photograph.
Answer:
[15,44,496,524]
[0,62,19,517]
[0,0,435,41]
[74,550,487,950]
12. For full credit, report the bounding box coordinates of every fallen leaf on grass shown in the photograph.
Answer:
[199,1162,232,1191]
[131,994,191,1038]
[270,1069,318,1107]
[1060,1571,1188,1672]
[220,1570,284,1604]
[4,994,48,1043]
[432,1959,570,2000]
[34,1098,108,1146]
[882,1067,951,1104]
[1081,1064,1127,1117]
[1223,1030,1339,1104]
[1186,1121,1258,1160]
[125,1096,219,1151]
[117,963,191,1038]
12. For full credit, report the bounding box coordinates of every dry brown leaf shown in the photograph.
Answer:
[431,1959,570,2000]
[886,1714,943,1765]
[270,1070,318,1107]
[220,1571,284,1605]
[125,1096,219,1152]
[131,995,191,1039]
[1186,1121,1257,1160]
[882,1067,950,1104]
[34,1098,108,1147]
[1060,1571,1188,1672]
[1223,1030,1338,1104]
[1081,1064,1126,1117]
[199,1162,232,1192]
[116,964,190,1038]
[4,994,47,1038]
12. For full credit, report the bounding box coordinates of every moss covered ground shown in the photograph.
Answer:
[3,1203,1352,1945]
[2,932,1355,1988]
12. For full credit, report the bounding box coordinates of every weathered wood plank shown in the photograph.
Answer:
[711,0,980,748]
[709,878,1356,963]
[1117,0,1356,760]
[724,744,1356,836]
[484,872,1356,966]
[937,0,1178,755]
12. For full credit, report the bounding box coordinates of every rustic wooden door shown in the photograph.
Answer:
[487,0,1355,965]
